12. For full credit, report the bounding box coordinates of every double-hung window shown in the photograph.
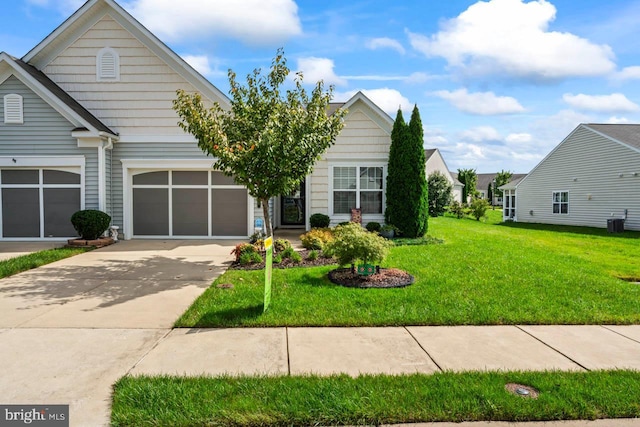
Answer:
[552,191,568,214]
[333,166,383,214]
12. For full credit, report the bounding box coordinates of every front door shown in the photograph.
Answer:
[280,180,305,226]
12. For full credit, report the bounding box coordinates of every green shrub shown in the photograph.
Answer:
[447,201,466,219]
[273,254,283,264]
[281,246,297,259]
[428,171,453,217]
[337,221,350,227]
[325,222,392,267]
[231,243,257,262]
[300,228,334,250]
[70,210,111,240]
[307,250,319,261]
[470,198,490,221]
[289,251,302,263]
[309,213,330,228]
[239,251,262,265]
[274,239,292,252]
[365,222,381,232]
[321,245,335,258]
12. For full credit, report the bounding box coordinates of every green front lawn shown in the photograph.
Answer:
[176,212,640,327]
[112,371,640,426]
[0,247,90,279]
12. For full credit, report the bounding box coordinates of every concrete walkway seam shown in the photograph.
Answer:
[403,326,444,372]
[125,328,174,376]
[601,325,640,345]
[515,325,590,371]
[285,327,291,376]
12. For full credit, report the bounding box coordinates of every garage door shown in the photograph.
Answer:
[131,170,248,237]
[0,169,81,238]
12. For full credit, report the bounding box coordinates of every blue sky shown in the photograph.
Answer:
[3,0,640,173]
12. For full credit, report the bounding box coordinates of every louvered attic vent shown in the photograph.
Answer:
[97,47,120,81]
[4,94,23,124]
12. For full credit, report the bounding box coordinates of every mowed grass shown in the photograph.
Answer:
[176,211,640,327]
[0,247,90,279]
[112,370,640,426]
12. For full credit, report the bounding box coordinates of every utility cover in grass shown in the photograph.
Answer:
[328,267,414,288]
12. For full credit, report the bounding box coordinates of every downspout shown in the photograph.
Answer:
[98,142,106,212]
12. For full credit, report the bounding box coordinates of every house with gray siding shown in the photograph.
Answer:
[500,124,640,231]
[0,0,396,240]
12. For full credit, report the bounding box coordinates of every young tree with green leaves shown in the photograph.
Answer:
[173,49,346,236]
[494,169,513,199]
[385,105,429,237]
[428,171,453,217]
[457,168,478,203]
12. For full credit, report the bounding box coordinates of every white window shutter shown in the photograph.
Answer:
[4,94,23,124]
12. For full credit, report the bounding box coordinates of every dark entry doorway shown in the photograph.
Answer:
[280,180,305,226]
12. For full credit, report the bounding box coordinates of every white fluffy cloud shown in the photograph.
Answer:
[334,88,412,116]
[432,88,525,115]
[562,93,639,112]
[459,126,502,142]
[124,0,302,45]
[296,57,347,86]
[607,116,630,124]
[612,66,640,81]
[182,54,216,77]
[366,37,406,55]
[505,133,533,144]
[408,0,615,80]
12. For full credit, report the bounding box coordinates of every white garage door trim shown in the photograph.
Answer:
[0,156,85,241]
[121,159,253,240]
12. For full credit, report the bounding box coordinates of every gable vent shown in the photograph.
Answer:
[97,47,120,81]
[4,94,23,124]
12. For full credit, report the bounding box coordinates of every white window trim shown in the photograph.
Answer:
[329,162,386,218]
[3,93,23,124]
[552,190,569,215]
[0,163,85,240]
[97,47,120,82]
[121,159,252,240]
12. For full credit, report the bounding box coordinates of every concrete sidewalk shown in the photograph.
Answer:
[131,325,640,377]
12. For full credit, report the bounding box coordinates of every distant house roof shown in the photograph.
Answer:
[326,102,345,116]
[499,175,526,190]
[478,172,527,192]
[584,124,640,151]
[424,148,437,161]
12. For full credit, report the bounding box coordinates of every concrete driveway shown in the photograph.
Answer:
[0,239,234,426]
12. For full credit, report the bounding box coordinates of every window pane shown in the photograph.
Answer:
[360,191,382,214]
[553,192,559,203]
[360,167,383,190]
[173,189,208,235]
[173,171,207,186]
[133,171,168,185]
[44,188,80,237]
[2,188,40,237]
[133,188,169,235]
[561,203,568,214]
[211,172,237,186]
[333,167,356,190]
[2,169,39,184]
[334,191,356,214]
[43,170,81,185]
[553,204,559,214]
[561,192,568,203]
[212,189,248,236]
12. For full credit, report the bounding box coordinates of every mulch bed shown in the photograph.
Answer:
[328,267,414,288]
[230,249,337,270]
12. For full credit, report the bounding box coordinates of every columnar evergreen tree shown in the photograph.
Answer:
[457,168,478,203]
[385,105,429,237]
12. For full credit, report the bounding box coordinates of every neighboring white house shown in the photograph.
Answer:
[476,173,527,206]
[425,149,463,203]
[0,0,400,239]
[500,123,640,231]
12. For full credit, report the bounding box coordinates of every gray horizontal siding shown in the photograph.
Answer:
[517,126,640,231]
[0,75,98,210]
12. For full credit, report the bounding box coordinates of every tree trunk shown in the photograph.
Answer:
[261,198,273,237]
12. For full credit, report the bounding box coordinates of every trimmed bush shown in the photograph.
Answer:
[274,239,292,252]
[239,251,262,265]
[365,222,381,233]
[300,228,334,250]
[309,213,330,228]
[231,243,257,262]
[70,210,111,240]
[325,222,391,267]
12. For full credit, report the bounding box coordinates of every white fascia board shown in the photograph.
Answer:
[0,156,85,168]
[120,158,218,169]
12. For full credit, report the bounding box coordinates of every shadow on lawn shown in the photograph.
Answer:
[193,304,263,326]
[497,221,640,239]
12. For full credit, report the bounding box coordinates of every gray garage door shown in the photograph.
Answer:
[0,169,81,238]
[132,170,248,237]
